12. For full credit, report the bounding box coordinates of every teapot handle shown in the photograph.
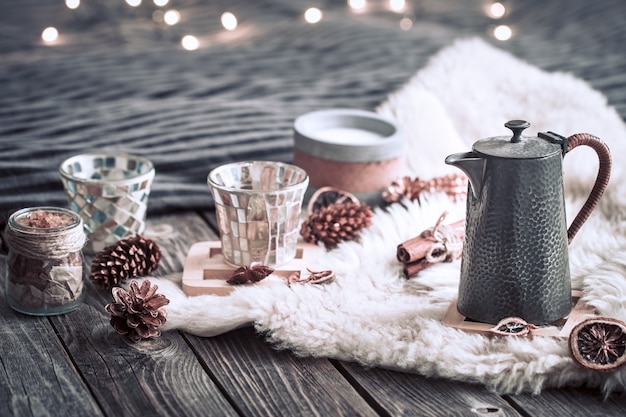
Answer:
[565,133,612,243]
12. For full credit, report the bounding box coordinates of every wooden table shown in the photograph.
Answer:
[1,211,625,417]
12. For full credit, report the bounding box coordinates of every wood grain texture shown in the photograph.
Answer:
[507,388,626,417]
[47,213,237,417]
[2,209,625,417]
[185,326,379,417]
[336,361,522,417]
[0,255,104,417]
[151,212,379,416]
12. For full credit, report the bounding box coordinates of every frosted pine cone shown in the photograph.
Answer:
[105,279,169,343]
[91,235,162,289]
[300,201,373,249]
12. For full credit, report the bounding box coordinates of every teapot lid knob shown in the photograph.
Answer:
[505,120,530,143]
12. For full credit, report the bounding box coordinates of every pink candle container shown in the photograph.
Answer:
[293,109,404,204]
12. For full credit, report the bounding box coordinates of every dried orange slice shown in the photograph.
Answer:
[490,317,538,337]
[307,186,359,214]
[569,317,626,371]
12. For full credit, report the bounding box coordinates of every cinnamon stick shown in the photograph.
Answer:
[397,218,465,279]
[402,258,432,277]
[397,235,437,264]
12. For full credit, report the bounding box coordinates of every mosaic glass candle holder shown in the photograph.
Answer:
[207,161,309,267]
[59,153,155,253]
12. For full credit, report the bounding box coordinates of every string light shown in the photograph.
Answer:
[65,0,80,10]
[41,27,59,43]
[493,24,512,41]
[181,35,199,50]
[163,9,181,26]
[40,2,522,48]
[348,0,367,11]
[152,10,164,22]
[304,8,323,24]
[221,12,238,31]
[389,0,406,13]
[487,2,506,19]
[399,17,413,30]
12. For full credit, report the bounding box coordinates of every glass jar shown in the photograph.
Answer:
[5,206,86,315]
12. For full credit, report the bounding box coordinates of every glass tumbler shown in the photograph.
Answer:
[207,161,309,267]
[59,153,155,253]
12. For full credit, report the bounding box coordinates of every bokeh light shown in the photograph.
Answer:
[348,0,367,10]
[399,17,413,31]
[65,0,80,10]
[41,27,59,43]
[164,10,181,26]
[181,35,199,50]
[488,2,506,19]
[389,0,406,12]
[493,24,512,40]
[221,12,238,31]
[304,8,323,24]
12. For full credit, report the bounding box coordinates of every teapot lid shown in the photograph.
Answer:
[473,120,562,159]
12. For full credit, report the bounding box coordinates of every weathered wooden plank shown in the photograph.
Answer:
[335,361,522,417]
[185,327,379,417]
[0,254,104,417]
[203,210,522,416]
[47,213,238,417]
[196,210,380,415]
[203,209,626,416]
[507,387,626,417]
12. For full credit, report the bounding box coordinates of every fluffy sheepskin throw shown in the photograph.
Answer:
[145,38,626,395]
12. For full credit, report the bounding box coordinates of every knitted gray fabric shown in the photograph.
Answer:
[1,0,624,220]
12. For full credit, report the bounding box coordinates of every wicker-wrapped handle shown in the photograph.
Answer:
[565,133,612,243]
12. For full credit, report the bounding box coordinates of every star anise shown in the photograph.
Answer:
[569,317,626,371]
[227,263,274,285]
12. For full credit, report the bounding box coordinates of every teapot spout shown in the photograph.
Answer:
[445,152,485,197]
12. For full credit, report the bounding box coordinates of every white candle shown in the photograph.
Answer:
[315,127,384,145]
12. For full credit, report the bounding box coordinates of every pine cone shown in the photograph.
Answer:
[105,279,169,343]
[90,235,162,289]
[300,201,374,249]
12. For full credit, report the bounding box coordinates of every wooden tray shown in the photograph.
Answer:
[182,241,324,296]
[442,290,596,338]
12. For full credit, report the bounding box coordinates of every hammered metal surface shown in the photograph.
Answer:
[59,154,155,253]
[207,161,308,267]
[457,154,572,325]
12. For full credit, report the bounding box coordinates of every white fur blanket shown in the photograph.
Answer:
[145,38,626,395]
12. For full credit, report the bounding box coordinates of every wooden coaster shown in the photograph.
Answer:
[182,241,324,296]
[442,290,596,338]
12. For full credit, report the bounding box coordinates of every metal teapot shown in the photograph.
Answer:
[445,120,612,325]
